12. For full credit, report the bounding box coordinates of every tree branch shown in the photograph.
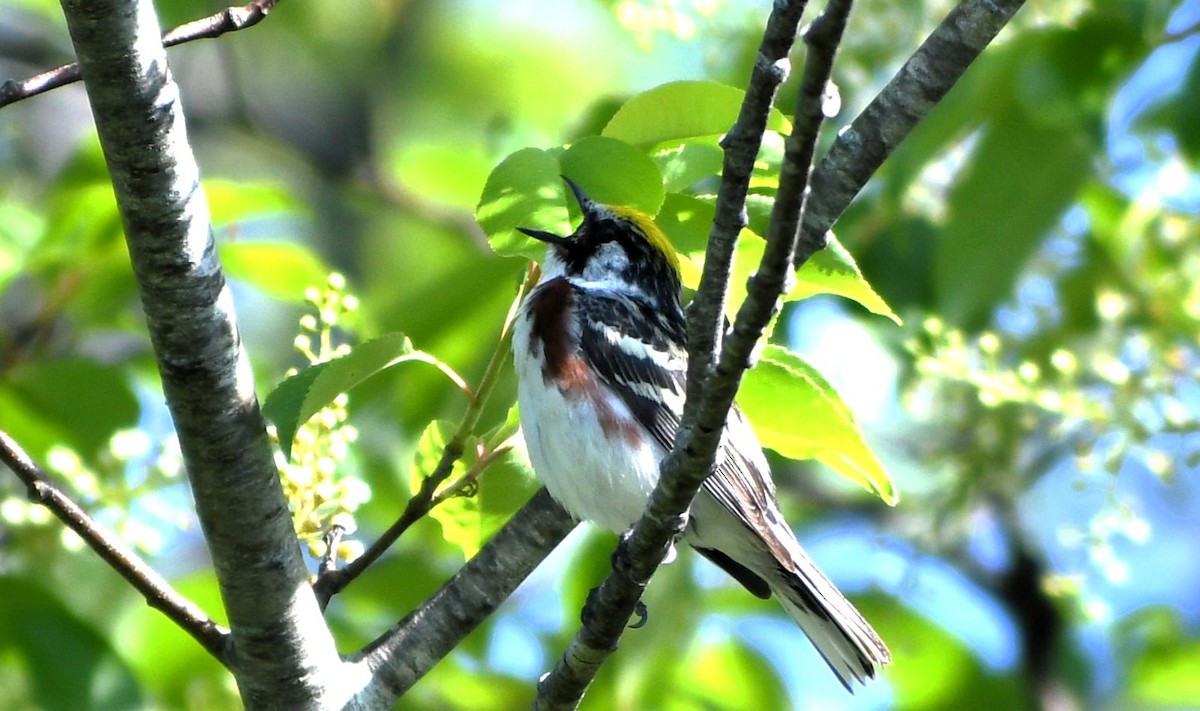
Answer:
[797,0,1027,258]
[57,1,359,708]
[0,0,279,109]
[530,1,863,707]
[351,488,577,709]
[0,428,231,661]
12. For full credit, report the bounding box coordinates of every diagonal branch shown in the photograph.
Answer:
[350,488,577,709]
[530,0,863,707]
[797,0,1027,260]
[0,0,279,109]
[0,428,231,662]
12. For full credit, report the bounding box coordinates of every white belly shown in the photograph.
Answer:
[513,309,664,533]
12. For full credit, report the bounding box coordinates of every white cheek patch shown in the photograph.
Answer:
[582,241,629,282]
[540,249,567,281]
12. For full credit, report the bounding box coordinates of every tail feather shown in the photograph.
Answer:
[769,560,891,690]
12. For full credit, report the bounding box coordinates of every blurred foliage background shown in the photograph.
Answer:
[1,0,1199,709]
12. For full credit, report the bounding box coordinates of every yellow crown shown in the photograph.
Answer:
[609,205,681,276]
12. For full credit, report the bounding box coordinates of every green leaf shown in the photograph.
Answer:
[795,234,902,324]
[218,241,331,301]
[652,139,724,192]
[744,194,900,320]
[1176,51,1200,162]
[264,333,452,459]
[559,135,665,216]
[478,139,664,261]
[35,182,123,271]
[476,147,565,260]
[936,114,1092,328]
[204,179,303,227]
[738,345,897,504]
[0,201,43,289]
[408,422,536,559]
[482,403,523,451]
[408,418,463,496]
[662,193,899,323]
[0,577,143,711]
[671,639,787,711]
[602,80,792,147]
[4,358,139,458]
[387,140,494,208]
[1127,608,1200,706]
[115,573,232,708]
[880,595,1028,709]
[477,446,539,532]
[657,193,766,315]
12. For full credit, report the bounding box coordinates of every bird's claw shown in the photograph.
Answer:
[629,600,649,629]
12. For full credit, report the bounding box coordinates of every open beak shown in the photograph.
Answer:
[516,226,564,244]
[561,175,596,216]
[517,175,597,244]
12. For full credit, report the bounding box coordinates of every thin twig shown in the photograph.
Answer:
[0,428,231,662]
[1162,19,1200,45]
[430,441,516,507]
[406,351,477,406]
[312,264,539,608]
[682,0,809,411]
[0,0,280,109]
[318,524,346,577]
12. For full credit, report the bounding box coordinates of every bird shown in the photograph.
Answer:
[511,176,891,689]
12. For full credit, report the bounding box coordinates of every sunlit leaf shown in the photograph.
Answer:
[670,639,788,710]
[879,595,1027,709]
[560,136,664,216]
[743,194,899,321]
[389,140,494,208]
[115,573,233,709]
[795,234,901,324]
[477,147,565,260]
[218,241,331,301]
[482,403,523,451]
[657,193,766,316]
[476,446,539,545]
[264,333,459,459]
[739,345,897,504]
[0,201,42,288]
[34,182,123,269]
[1123,607,1200,706]
[603,80,792,147]
[408,420,471,532]
[205,179,303,226]
[660,193,899,323]
[410,420,538,560]
[479,139,663,261]
[652,139,724,192]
